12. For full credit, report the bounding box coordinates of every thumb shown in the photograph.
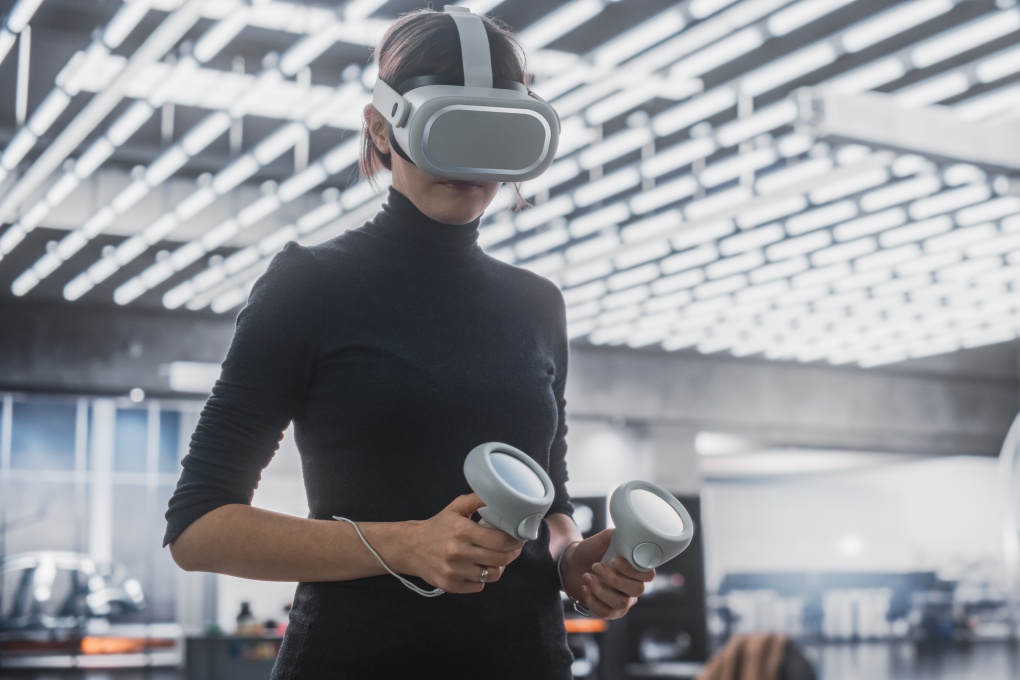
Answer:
[575,528,615,566]
[445,493,486,518]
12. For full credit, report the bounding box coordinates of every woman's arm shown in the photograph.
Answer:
[169,494,524,593]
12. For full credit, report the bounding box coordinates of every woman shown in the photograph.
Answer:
[164,8,653,678]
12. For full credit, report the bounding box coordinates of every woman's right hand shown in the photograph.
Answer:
[405,493,525,594]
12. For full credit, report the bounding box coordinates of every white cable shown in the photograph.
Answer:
[332,516,444,598]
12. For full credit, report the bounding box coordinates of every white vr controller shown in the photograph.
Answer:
[464,443,695,571]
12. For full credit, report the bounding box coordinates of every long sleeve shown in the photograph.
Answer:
[545,282,574,519]
[163,241,322,547]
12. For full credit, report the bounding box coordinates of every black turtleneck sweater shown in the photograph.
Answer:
[163,186,575,679]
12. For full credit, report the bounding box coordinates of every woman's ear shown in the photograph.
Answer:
[363,104,391,154]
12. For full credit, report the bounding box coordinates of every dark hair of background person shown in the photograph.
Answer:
[358,8,534,213]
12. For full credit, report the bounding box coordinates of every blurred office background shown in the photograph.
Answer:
[1,0,1019,678]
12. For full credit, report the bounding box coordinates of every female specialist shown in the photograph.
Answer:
[164,8,654,679]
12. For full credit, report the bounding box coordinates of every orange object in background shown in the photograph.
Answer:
[80,637,177,655]
[564,618,608,634]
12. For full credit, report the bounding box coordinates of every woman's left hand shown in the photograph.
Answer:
[561,529,655,620]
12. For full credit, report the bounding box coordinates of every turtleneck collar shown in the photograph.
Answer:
[361,185,481,255]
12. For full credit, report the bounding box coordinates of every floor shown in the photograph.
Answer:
[3,641,1019,679]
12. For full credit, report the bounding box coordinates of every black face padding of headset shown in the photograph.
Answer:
[383,73,531,167]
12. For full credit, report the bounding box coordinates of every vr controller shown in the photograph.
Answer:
[464,442,694,571]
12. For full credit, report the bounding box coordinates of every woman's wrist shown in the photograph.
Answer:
[557,540,583,598]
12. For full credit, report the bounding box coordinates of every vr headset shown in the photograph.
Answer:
[371,5,560,183]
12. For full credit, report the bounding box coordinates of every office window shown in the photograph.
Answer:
[11,401,76,471]
[115,408,148,473]
[159,411,181,474]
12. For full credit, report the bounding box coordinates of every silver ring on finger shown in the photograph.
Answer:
[479,566,489,584]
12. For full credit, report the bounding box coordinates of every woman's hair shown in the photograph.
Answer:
[359,8,533,213]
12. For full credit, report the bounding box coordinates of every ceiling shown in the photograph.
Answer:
[0,0,1018,370]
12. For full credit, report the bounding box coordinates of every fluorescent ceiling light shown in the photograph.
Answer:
[736,194,807,229]
[212,154,258,194]
[833,208,907,241]
[954,85,1020,122]
[145,146,189,186]
[1,128,36,170]
[687,186,753,221]
[976,45,1020,83]
[111,180,149,214]
[0,31,14,66]
[842,0,954,53]
[909,184,991,220]
[515,195,575,232]
[181,112,231,155]
[690,0,742,19]
[768,0,858,37]
[860,176,942,212]
[786,200,858,235]
[608,263,660,291]
[569,203,631,238]
[521,159,581,199]
[749,255,809,283]
[27,90,72,137]
[615,241,671,270]
[911,10,1020,69]
[740,43,839,97]
[706,251,764,279]
[651,88,737,137]
[641,138,716,179]
[670,28,765,81]
[824,57,906,96]
[74,138,115,178]
[791,262,851,288]
[630,175,698,215]
[715,100,798,147]
[810,236,877,266]
[755,158,833,194]
[877,217,954,248]
[924,222,998,253]
[516,227,570,261]
[593,9,685,68]
[573,167,642,207]
[175,186,216,221]
[238,195,282,227]
[578,128,654,170]
[520,0,603,50]
[719,223,785,256]
[652,269,701,295]
[102,0,153,49]
[7,0,45,33]
[278,164,329,203]
[621,210,683,243]
[809,167,890,204]
[566,233,620,264]
[956,197,1020,226]
[660,244,719,275]
[699,148,778,188]
[894,72,970,108]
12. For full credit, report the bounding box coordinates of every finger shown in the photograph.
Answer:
[580,583,631,620]
[583,572,632,612]
[453,563,505,585]
[607,557,656,583]
[446,493,486,518]
[462,544,521,568]
[467,523,527,552]
[591,562,646,598]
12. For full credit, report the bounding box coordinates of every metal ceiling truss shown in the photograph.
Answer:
[0,0,1019,369]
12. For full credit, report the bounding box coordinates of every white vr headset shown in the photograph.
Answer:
[371,5,560,183]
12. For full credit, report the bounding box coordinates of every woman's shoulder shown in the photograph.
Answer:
[480,252,565,309]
